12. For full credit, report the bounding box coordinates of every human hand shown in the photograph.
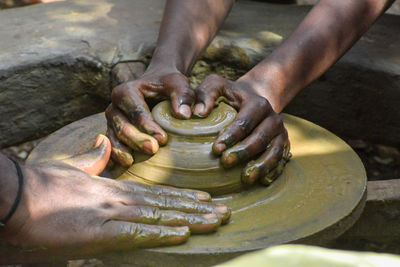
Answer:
[1,135,230,252]
[106,65,195,167]
[193,75,291,185]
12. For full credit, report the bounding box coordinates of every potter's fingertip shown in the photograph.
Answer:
[154,132,168,146]
[217,205,231,223]
[94,134,105,148]
[169,226,190,244]
[193,103,205,117]
[112,148,134,167]
[215,204,229,215]
[177,226,190,234]
[212,143,226,155]
[241,166,259,185]
[178,104,191,119]
[221,153,237,169]
[195,192,211,202]
[142,140,159,155]
[203,213,218,222]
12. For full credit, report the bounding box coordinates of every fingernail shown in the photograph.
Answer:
[215,204,228,215]
[154,133,168,146]
[242,166,259,185]
[203,213,218,221]
[221,153,237,169]
[195,192,211,201]
[142,140,158,154]
[177,226,190,233]
[215,204,231,223]
[93,134,105,148]
[213,143,226,155]
[193,103,205,117]
[179,104,191,119]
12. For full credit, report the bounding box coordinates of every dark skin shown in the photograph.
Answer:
[106,0,235,167]
[236,0,395,113]
[108,0,394,184]
[1,0,393,255]
[193,75,291,185]
[0,135,230,253]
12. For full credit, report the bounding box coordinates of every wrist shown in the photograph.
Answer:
[145,60,181,77]
[0,154,19,221]
[238,64,286,113]
[148,46,189,75]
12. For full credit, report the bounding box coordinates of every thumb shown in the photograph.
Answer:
[62,134,111,175]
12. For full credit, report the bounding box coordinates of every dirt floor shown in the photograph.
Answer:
[0,0,58,9]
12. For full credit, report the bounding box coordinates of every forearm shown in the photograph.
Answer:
[0,153,18,221]
[239,0,393,112]
[148,0,235,75]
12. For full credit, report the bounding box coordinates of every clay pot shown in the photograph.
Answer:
[118,100,243,196]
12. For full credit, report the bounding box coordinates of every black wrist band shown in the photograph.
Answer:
[0,157,24,227]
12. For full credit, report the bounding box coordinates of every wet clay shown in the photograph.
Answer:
[27,105,367,265]
[117,101,244,195]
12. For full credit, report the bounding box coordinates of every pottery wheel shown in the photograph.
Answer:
[27,102,366,266]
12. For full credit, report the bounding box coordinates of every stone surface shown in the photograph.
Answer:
[0,0,163,148]
[297,0,400,15]
[0,0,399,148]
[332,179,400,253]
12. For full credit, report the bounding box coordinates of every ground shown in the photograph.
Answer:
[0,0,58,9]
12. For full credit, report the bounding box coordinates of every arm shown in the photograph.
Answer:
[149,0,235,75]
[193,0,393,185]
[239,0,394,112]
[0,136,229,260]
[0,154,19,225]
[106,0,234,166]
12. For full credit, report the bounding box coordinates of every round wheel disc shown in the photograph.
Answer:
[27,112,366,265]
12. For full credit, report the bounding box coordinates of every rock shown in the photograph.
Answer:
[0,0,162,147]
[347,139,368,150]
[373,156,394,165]
[334,179,400,253]
[0,0,399,149]
[375,144,400,161]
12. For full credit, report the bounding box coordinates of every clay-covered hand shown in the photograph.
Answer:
[1,135,230,252]
[193,74,291,185]
[106,67,195,167]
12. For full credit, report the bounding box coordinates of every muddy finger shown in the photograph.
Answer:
[105,105,159,155]
[106,124,134,167]
[221,115,284,168]
[111,205,221,233]
[241,133,287,185]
